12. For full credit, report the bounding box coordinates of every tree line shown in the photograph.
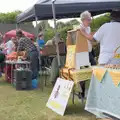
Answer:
[0,11,111,57]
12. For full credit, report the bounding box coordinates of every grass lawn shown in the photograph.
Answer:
[0,76,96,120]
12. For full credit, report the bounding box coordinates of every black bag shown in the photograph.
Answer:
[14,69,32,90]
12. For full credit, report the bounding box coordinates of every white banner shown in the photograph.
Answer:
[46,78,74,116]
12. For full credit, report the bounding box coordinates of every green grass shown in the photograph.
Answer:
[0,76,96,120]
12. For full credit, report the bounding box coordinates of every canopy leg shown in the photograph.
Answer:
[52,0,61,67]
[35,16,39,40]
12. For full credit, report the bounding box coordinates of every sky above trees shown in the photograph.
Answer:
[0,0,37,13]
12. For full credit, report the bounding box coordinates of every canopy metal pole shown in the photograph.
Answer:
[35,16,39,40]
[52,0,61,67]
[16,23,19,30]
[35,16,41,69]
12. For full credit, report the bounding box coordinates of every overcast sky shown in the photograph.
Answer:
[0,0,37,13]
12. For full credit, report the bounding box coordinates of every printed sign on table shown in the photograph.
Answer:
[46,78,74,116]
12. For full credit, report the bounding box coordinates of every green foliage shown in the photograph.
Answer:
[41,15,111,57]
[0,11,21,24]
[58,26,73,41]
[43,19,78,42]
[38,20,52,32]
[44,25,73,42]
[91,13,111,31]
[56,22,65,29]
[44,28,54,42]
[57,19,79,41]
[66,19,80,26]
[37,20,54,42]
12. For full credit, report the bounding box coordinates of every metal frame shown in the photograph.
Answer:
[52,0,61,67]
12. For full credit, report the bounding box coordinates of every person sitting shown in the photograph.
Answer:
[5,37,17,55]
[37,32,45,49]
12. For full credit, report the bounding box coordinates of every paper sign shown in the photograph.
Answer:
[46,78,74,116]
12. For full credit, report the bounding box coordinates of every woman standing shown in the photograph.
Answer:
[80,11,96,65]
[79,11,96,99]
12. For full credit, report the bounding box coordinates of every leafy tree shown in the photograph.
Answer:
[91,13,111,31]
[57,19,79,41]
[37,20,52,32]
[36,20,54,42]
[58,26,73,41]
[0,11,21,24]
[44,28,54,42]
[43,15,111,50]
[56,22,65,29]
[67,19,80,26]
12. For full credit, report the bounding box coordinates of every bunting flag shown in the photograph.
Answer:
[109,70,120,87]
[93,67,107,82]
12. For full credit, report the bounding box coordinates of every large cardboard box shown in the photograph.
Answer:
[41,42,66,56]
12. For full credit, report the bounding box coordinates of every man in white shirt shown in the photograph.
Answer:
[94,23,120,65]
[93,11,120,65]
[81,9,120,65]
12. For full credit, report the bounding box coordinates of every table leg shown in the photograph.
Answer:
[29,63,31,69]
[72,89,75,104]
[11,64,13,84]
[80,83,84,104]
[45,74,47,87]
[5,63,8,81]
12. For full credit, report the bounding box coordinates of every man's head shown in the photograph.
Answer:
[80,11,92,27]
[16,30,23,39]
[111,9,120,22]
[38,32,44,40]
